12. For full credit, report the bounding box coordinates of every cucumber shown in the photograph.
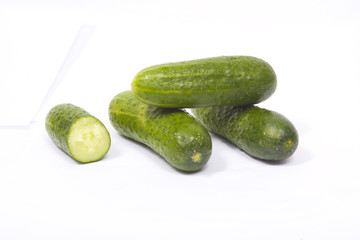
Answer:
[192,106,298,161]
[108,91,212,172]
[132,56,276,108]
[45,104,111,163]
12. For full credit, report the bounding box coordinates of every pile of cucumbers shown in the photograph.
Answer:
[46,56,298,172]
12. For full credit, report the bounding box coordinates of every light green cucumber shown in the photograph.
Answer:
[192,105,298,161]
[45,104,111,163]
[109,91,212,172]
[132,56,277,108]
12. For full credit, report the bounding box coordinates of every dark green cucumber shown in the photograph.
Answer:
[45,104,111,163]
[192,106,298,161]
[109,91,212,172]
[132,56,276,108]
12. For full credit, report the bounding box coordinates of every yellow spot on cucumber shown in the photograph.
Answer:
[284,139,294,150]
[192,152,202,163]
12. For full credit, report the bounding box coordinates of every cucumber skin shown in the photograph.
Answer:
[192,106,298,161]
[109,91,212,172]
[132,56,277,108]
[45,104,109,163]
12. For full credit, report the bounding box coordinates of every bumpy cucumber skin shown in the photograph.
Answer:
[192,106,298,161]
[45,104,110,163]
[109,91,212,172]
[132,56,277,108]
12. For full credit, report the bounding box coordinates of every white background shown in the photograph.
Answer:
[1,1,360,239]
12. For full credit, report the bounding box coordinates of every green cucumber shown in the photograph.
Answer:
[45,104,111,163]
[109,91,212,172]
[132,56,277,108]
[192,106,298,161]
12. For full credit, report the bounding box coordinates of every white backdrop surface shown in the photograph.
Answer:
[1,1,360,239]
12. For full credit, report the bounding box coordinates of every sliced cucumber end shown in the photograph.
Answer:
[68,116,111,163]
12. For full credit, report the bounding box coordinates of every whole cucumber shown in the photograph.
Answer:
[132,56,277,108]
[109,91,212,172]
[45,104,111,163]
[192,106,298,161]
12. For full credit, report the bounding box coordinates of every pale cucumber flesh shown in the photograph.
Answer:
[68,116,111,163]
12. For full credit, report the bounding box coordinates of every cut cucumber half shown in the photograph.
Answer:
[68,116,111,162]
[46,104,111,163]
